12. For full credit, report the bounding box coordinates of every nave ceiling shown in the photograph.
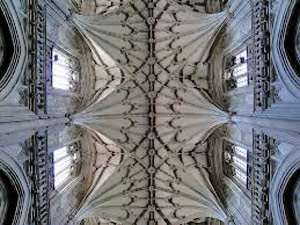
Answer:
[2,0,300,225]
[64,0,230,224]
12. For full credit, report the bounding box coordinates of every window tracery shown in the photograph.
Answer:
[53,146,72,188]
[224,49,249,91]
[52,142,81,189]
[223,141,252,195]
[51,47,80,92]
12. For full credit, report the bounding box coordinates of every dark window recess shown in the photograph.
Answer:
[285,0,300,76]
[0,170,18,225]
[283,169,300,225]
[0,9,14,82]
[224,49,249,91]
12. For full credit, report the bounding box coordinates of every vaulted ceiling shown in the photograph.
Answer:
[68,0,229,224]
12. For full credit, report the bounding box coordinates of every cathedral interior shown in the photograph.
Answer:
[0,0,299,224]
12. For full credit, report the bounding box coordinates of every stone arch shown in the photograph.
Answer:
[0,169,18,225]
[0,150,30,225]
[270,150,300,224]
[0,0,27,101]
[272,0,300,99]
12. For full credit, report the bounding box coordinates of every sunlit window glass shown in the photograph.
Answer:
[224,143,251,191]
[52,48,72,90]
[53,146,72,189]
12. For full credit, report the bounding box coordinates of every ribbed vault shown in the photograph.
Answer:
[70,0,229,224]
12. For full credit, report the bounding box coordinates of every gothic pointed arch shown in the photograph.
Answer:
[0,0,27,101]
[272,0,300,99]
[0,150,30,225]
[270,150,300,225]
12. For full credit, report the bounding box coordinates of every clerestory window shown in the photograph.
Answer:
[51,48,79,91]
[53,146,72,189]
[52,142,81,190]
[223,141,252,194]
[224,49,249,90]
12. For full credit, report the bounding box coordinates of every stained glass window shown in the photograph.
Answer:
[225,49,249,90]
[224,142,252,192]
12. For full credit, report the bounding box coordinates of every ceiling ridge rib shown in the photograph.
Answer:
[71,0,229,224]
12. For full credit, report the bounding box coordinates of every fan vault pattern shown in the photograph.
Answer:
[70,0,230,224]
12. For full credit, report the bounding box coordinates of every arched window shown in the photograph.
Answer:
[51,48,79,91]
[223,141,252,195]
[52,142,81,190]
[224,49,249,91]
[53,146,72,189]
